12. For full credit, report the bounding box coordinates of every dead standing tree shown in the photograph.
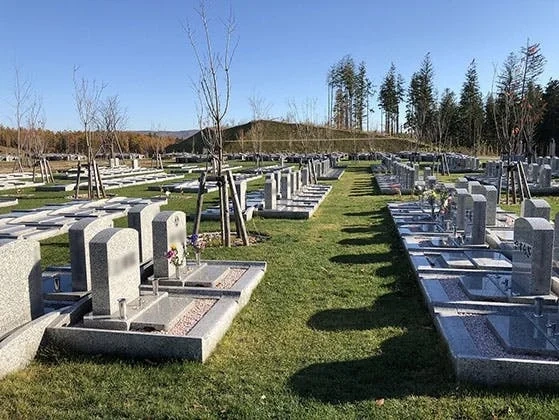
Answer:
[11,66,32,171]
[98,95,128,160]
[73,67,106,199]
[186,1,238,247]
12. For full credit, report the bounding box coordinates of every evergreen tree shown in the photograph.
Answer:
[406,53,436,142]
[379,63,404,135]
[433,88,458,150]
[538,79,559,151]
[327,56,372,131]
[458,59,484,155]
[483,94,498,153]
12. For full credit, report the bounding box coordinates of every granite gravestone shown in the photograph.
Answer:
[128,202,161,263]
[281,172,291,200]
[520,198,551,221]
[481,185,498,226]
[301,168,309,186]
[69,217,114,291]
[454,188,469,230]
[464,194,487,245]
[455,178,468,190]
[152,211,187,278]
[264,177,277,210]
[289,171,297,196]
[0,239,42,337]
[512,217,554,295]
[539,164,552,188]
[89,228,140,316]
[467,181,482,194]
[235,179,247,210]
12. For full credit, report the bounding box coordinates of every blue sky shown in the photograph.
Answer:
[0,0,557,132]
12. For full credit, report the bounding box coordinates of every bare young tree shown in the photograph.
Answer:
[247,91,272,156]
[11,66,32,169]
[73,67,106,199]
[25,95,46,156]
[98,95,128,159]
[185,0,238,246]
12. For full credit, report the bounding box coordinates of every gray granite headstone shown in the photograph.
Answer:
[0,239,42,337]
[289,171,297,195]
[235,179,247,210]
[152,211,187,278]
[539,164,552,188]
[69,217,114,291]
[301,168,309,186]
[281,173,291,200]
[128,202,161,263]
[132,158,140,169]
[512,217,553,295]
[470,183,485,195]
[467,181,481,194]
[454,188,469,230]
[554,212,559,267]
[89,228,140,316]
[520,198,551,221]
[481,185,498,226]
[464,194,487,245]
[264,178,277,210]
[455,178,468,190]
[424,167,432,179]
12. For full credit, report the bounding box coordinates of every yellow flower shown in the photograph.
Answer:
[171,244,177,250]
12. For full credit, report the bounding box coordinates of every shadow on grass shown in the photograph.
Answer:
[329,252,392,265]
[341,226,372,234]
[338,234,390,246]
[288,329,451,402]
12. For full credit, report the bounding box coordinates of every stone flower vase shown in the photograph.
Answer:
[195,251,201,266]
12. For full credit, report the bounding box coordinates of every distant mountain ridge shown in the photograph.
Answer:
[133,129,198,139]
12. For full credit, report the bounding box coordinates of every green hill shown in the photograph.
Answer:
[166,120,423,154]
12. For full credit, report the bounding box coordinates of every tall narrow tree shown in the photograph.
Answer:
[458,59,484,155]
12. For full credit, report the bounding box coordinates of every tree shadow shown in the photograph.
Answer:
[341,226,372,234]
[329,251,392,265]
[288,329,452,402]
[338,234,391,246]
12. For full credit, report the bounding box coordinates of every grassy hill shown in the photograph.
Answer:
[166,120,424,154]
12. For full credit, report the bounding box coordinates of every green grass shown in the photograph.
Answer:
[3,162,559,418]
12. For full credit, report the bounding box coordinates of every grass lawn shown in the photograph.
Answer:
[1,161,559,419]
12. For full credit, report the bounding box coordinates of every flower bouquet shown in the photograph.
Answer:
[166,243,188,278]
[189,234,207,266]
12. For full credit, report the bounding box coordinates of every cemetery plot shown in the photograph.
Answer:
[387,179,559,384]
[0,207,267,375]
[0,196,166,242]
[468,156,559,197]
[0,172,46,191]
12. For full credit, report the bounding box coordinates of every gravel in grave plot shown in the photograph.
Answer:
[163,299,218,336]
[215,268,247,289]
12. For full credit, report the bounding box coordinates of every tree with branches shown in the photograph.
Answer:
[11,66,32,170]
[186,0,237,246]
[73,67,106,199]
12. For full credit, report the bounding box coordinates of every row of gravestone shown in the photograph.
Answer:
[485,160,553,187]
[264,163,318,210]
[0,202,193,339]
[436,178,559,295]
[379,154,438,191]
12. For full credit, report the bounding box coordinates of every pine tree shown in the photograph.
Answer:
[537,79,559,151]
[458,59,484,155]
[379,63,403,135]
[406,53,435,142]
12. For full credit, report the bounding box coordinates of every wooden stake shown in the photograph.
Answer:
[227,170,249,246]
[223,178,231,247]
[74,161,82,199]
[192,172,206,236]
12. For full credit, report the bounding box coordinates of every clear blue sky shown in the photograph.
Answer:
[0,0,557,132]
